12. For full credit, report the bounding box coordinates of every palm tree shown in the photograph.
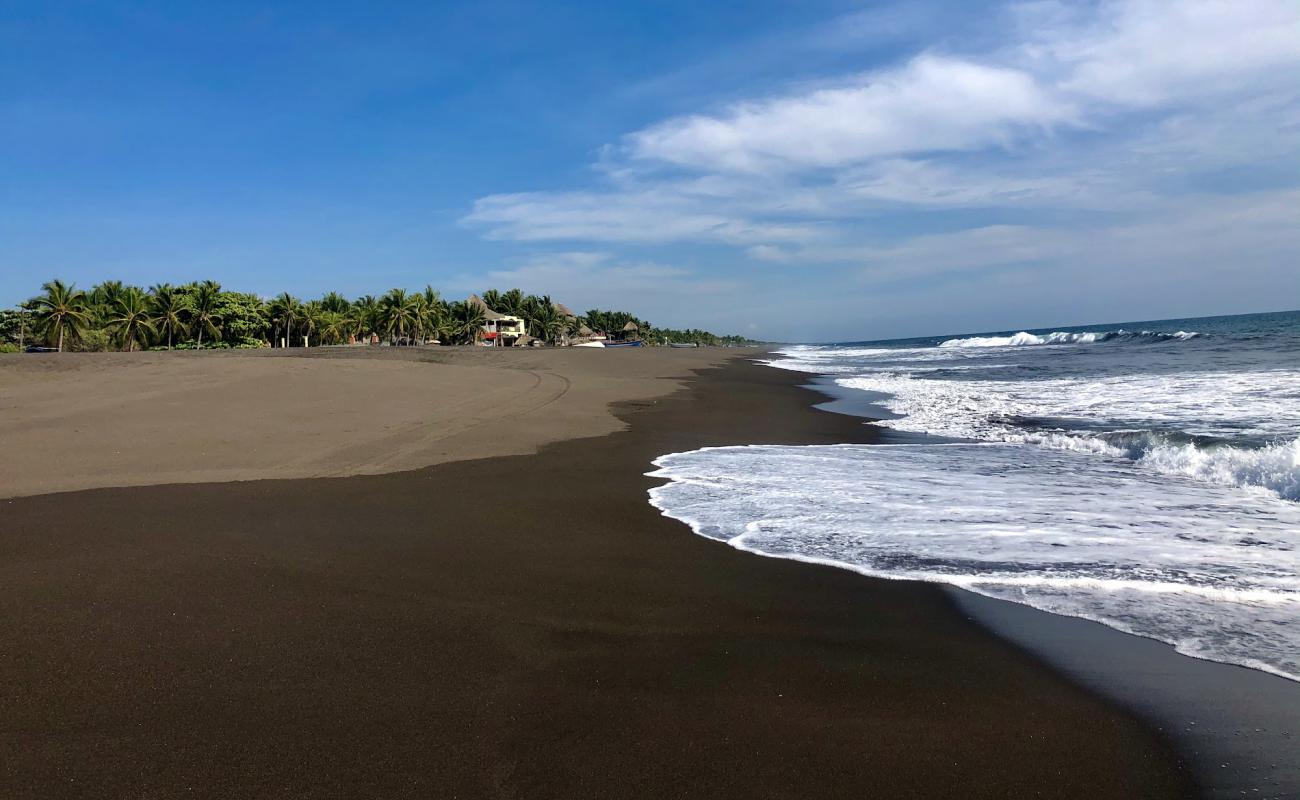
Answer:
[106,288,157,351]
[530,300,567,344]
[501,288,526,317]
[481,288,503,312]
[450,301,486,345]
[352,295,379,341]
[89,280,126,322]
[428,302,454,344]
[410,293,429,344]
[190,280,223,347]
[319,311,351,345]
[320,291,350,313]
[268,293,301,347]
[300,301,323,346]
[381,288,417,343]
[149,284,189,349]
[429,297,452,343]
[30,279,91,352]
[417,285,444,343]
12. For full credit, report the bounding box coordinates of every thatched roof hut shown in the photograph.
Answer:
[622,321,639,332]
[553,302,576,319]
[467,294,505,321]
[576,324,595,337]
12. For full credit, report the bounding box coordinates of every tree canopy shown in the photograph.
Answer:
[4,279,755,352]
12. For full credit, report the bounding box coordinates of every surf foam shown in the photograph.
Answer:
[649,443,1300,681]
[831,369,1300,500]
[938,329,1200,348]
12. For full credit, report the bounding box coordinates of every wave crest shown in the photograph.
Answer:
[939,329,1199,348]
[1136,436,1300,502]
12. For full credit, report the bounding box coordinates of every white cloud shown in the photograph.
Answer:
[1025,0,1300,106]
[854,189,1300,284]
[464,188,821,245]
[733,187,1300,298]
[626,54,1074,173]
[833,158,1116,208]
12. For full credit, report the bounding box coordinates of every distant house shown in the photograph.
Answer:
[468,294,526,346]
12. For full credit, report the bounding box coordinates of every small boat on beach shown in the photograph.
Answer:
[603,340,644,348]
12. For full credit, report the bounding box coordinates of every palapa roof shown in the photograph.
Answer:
[622,321,639,332]
[467,294,506,321]
[576,324,595,336]
[553,302,576,319]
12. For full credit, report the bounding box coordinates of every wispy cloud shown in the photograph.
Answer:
[465,187,822,245]
[625,55,1075,173]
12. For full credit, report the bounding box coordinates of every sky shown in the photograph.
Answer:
[2,0,1298,341]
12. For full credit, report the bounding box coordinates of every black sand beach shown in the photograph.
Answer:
[1,352,1196,797]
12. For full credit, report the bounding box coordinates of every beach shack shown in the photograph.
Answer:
[468,294,527,347]
[571,324,605,345]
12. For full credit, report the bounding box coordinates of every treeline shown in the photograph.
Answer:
[652,327,756,346]
[0,279,753,352]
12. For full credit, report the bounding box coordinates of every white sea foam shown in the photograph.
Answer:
[832,369,1300,500]
[938,329,1200,348]
[763,344,1004,373]
[648,443,1300,681]
[770,339,1300,499]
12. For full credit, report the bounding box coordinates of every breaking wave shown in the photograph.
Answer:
[939,329,1200,348]
[833,370,1300,501]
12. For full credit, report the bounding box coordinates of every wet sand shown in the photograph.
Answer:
[0,349,1193,797]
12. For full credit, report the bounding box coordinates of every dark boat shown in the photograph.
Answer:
[603,340,644,348]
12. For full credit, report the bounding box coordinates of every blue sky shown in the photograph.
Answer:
[3,0,1298,341]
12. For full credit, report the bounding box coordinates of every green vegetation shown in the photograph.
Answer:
[2,279,756,352]
[651,328,758,346]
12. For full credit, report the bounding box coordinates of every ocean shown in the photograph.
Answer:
[648,310,1300,681]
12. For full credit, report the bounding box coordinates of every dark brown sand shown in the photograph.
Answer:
[0,353,1195,798]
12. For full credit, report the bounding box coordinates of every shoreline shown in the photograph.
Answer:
[1,350,1195,797]
[951,590,1300,799]
[781,363,1300,799]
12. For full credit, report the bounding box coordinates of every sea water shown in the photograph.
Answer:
[648,310,1300,680]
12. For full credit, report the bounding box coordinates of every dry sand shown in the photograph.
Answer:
[0,346,731,498]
